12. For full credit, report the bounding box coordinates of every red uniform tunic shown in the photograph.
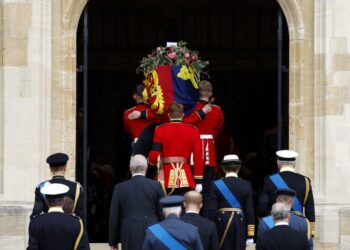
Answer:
[184,100,224,168]
[123,103,164,140]
[148,121,203,188]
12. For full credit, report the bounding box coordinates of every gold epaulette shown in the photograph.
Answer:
[310,221,315,237]
[247,224,255,237]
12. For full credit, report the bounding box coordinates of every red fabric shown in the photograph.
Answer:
[149,121,203,188]
[123,103,157,139]
[145,109,169,123]
[156,65,175,114]
[184,101,224,168]
[200,138,217,167]
[184,102,224,139]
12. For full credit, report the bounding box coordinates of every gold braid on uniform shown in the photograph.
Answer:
[304,177,314,236]
[74,219,84,250]
[73,183,80,213]
[219,212,235,248]
[303,177,310,205]
[247,224,255,238]
[310,222,315,237]
[305,218,311,240]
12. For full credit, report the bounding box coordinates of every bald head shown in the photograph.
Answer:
[183,191,203,213]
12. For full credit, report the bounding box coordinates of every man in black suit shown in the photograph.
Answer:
[181,191,219,250]
[258,150,315,236]
[205,155,255,250]
[27,183,89,250]
[143,195,203,250]
[31,153,85,220]
[256,202,309,250]
[109,154,165,250]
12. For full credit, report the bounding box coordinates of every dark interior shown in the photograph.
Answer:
[76,0,289,242]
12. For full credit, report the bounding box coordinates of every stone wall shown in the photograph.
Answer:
[1,0,350,249]
[0,0,52,248]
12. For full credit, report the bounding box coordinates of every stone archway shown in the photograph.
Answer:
[52,0,312,180]
[51,0,87,179]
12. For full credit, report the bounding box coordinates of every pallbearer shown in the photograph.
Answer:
[205,155,255,250]
[123,84,165,143]
[184,80,224,195]
[148,103,203,195]
[258,150,315,237]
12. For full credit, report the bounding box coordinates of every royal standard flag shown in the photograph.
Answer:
[143,65,200,115]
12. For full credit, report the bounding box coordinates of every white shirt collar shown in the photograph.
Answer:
[280,166,296,173]
[132,173,145,177]
[275,221,289,226]
[48,207,64,213]
[186,210,199,214]
[225,172,238,178]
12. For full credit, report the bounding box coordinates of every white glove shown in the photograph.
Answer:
[195,184,203,193]
[246,239,254,246]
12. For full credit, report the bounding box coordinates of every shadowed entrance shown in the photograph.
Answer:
[76,0,289,242]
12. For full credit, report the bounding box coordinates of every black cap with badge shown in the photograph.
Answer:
[159,195,184,208]
[46,153,69,167]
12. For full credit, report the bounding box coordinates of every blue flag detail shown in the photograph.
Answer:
[171,65,199,115]
[214,180,242,209]
[262,215,275,229]
[269,174,303,212]
[148,224,187,250]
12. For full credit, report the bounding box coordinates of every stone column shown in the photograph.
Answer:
[0,0,52,248]
[314,0,350,248]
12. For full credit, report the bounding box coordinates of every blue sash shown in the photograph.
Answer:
[262,215,275,229]
[214,180,242,208]
[269,174,303,212]
[148,224,187,250]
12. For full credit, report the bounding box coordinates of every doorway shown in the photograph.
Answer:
[76,0,289,242]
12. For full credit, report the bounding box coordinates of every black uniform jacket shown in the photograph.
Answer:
[109,175,165,250]
[258,170,315,226]
[205,177,255,233]
[256,224,310,250]
[27,210,89,250]
[31,175,84,219]
[181,212,219,250]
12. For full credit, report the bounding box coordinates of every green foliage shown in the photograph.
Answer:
[136,41,209,75]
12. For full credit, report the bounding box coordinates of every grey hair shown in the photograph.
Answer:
[163,206,182,217]
[271,202,290,221]
[130,154,147,174]
[277,160,296,168]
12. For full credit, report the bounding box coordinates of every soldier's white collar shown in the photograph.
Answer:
[48,207,64,213]
[225,172,238,178]
[275,221,289,226]
[280,166,296,173]
[186,210,200,214]
[132,173,145,177]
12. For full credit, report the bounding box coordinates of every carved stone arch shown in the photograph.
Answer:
[276,0,314,180]
[55,0,310,178]
[277,0,305,40]
[64,0,87,31]
[50,0,87,179]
